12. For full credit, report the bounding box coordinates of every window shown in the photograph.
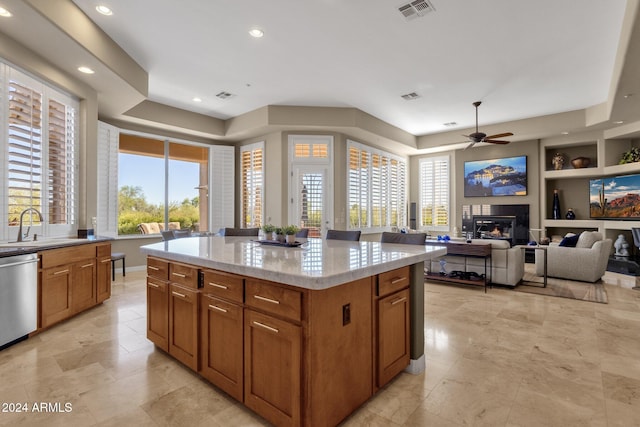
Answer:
[1,61,78,240]
[97,122,234,237]
[347,140,407,231]
[241,142,264,228]
[419,156,450,230]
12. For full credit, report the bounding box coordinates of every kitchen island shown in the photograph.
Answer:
[141,236,446,427]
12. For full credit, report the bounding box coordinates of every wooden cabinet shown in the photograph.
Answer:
[71,259,96,313]
[146,257,169,352]
[244,308,301,427]
[169,283,199,371]
[96,243,111,303]
[39,242,110,329]
[375,266,411,388]
[41,265,72,328]
[200,293,243,401]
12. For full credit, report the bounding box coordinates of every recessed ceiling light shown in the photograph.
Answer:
[96,5,113,15]
[614,120,624,124]
[192,97,202,103]
[560,131,569,135]
[0,7,12,17]
[78,66,95,74]
[623,93,633,99]
[249,28,264,38]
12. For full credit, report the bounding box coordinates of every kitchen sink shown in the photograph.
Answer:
[0,238,84,248]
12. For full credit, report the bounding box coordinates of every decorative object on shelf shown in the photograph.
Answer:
[439,259,447,275]
[552,152,565,170]
[552,189,562,219]
[570,157,591,168]
[614,234,630,257]
[437,235,451,242]
[619,147,640,164]
[565,208,576,220]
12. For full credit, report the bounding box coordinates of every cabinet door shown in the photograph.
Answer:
[377,288,410,387]
[96,244,111,303]
[147,278,169,351]
[71,259,97,314]
[169,284,199,371]
[199,294,243,401]
[244,309,301,427]
[41,266,72,328]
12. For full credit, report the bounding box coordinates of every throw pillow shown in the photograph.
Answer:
[576,231,602,248]
[559,233,581,247]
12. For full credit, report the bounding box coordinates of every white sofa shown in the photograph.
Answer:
[535,231,612,283]
[428,239,524,287]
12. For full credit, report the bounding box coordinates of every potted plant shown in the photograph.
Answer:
[283,225,299,244]
[619,147,640,164]
[274,227,284,242]
[261,224,275,240]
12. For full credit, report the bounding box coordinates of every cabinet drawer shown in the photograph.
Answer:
[378,266,410,297]
[202,270,244,304]
[246,279,302,322]
[147,277,168,293]
[147,257,169,280]
[41,244,96,269]
[170,262,199,289]
[96,243,111,257]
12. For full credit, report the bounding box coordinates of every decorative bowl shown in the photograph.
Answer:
[571,157,591,168]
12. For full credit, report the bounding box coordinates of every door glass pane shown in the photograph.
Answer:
[168,143,208,232]
[298,172,323,238]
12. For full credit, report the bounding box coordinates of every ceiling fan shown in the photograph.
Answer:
[463,101,513,149]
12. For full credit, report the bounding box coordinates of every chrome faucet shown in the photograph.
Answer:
[16,208,43,242]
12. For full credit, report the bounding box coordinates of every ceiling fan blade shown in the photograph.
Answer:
[485,139,510,144]
[464,141,476,150]
[484,132,513,140]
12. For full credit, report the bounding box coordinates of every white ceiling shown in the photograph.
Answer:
[67,0,627,137]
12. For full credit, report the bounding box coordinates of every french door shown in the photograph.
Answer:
[290,166,331,238]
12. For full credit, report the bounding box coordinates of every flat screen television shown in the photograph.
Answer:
[463,155,527,197]
[590,172,640,219]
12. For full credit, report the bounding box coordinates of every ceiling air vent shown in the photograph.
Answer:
[398,0,435,21]
[401,92,421,100]
[216,91,235,100]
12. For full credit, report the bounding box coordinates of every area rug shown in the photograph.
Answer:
[515,272,608,304]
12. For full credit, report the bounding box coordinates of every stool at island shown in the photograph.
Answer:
[111,252,126,281]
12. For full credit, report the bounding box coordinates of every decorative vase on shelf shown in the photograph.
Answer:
[552,153,565,170]
[552,189,561,219]
[565,208,576,220]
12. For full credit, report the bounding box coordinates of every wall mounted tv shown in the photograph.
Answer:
[590,173,640,219]
[463,155,527,197]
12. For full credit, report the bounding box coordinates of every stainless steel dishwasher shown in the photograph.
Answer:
[0,253,38,349]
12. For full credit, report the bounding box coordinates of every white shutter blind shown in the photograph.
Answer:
[240,143,263,228]
[210,145,235,231]
[419,156,449,228]
[389,158,406,227]
[97,121,119,237]
[348,146,368,229]
[47,97,76,225]
[7,79,43,226]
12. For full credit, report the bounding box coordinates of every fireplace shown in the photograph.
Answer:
[462,204,529,246]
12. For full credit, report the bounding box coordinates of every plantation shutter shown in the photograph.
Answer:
[210,145,235,231]
[419,156,449,228]
[7,79,43,226]
[97,121,119,237]
[47,98,76,225]
[389,158,406,227]
[240,143,263,228]
[348,146,369,229]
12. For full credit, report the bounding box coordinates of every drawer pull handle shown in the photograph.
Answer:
[390,277,406,284]
[254,295,280,305]
[172,291,186,298]
[209,282,228,289]
[148,266,160,271]
[53,269,69,275]
[253,321,279,333]
[148,282,160,288]
[172,272,187,278]
[209,304,227,313]
[80,263,94,268]
[391,296,407,305]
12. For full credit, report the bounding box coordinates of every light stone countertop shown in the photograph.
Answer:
[140,236,447,290]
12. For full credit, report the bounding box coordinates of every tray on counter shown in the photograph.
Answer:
[255,239,303,247]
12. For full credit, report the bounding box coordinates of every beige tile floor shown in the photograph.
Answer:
[1,267,639,426]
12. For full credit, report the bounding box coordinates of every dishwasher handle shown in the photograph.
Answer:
[0,258,39,269]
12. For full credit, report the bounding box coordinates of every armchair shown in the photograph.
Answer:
[535,231,612,283]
